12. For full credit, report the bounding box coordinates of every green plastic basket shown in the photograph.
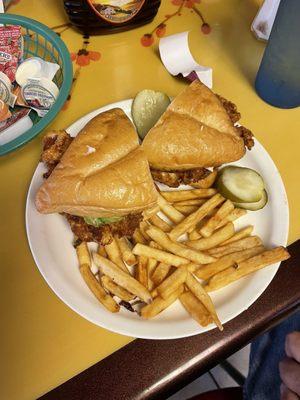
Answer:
[0,14,73,156]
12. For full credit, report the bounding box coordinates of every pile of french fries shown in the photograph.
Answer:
[76,186,290,331]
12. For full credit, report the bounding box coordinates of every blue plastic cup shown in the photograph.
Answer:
[255,0,300,108]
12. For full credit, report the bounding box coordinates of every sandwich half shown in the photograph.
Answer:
[142,80,254,187]
[35,108,158,245]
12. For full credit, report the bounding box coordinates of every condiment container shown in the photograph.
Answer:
[0,71,16,107]
[63,0,161,35]
[255,0,300,108]
[21,77,59,117]
[15,57,60,87]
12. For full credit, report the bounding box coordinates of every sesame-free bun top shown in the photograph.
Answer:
[35,108,158,217]
[142,80,246,171]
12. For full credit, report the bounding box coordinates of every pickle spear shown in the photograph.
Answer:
[132,89,170,139]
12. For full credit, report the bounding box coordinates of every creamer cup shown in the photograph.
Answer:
[21,77,59,117]
[16,57,60,87]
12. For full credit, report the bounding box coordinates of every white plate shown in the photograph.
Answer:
[26,99,289,339]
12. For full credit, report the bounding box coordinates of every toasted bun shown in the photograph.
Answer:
[35,108,158,217]
[142,80,246,171]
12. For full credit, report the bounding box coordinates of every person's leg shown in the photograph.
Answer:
[244,311,300,400]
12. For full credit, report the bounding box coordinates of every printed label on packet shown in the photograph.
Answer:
[0,25,23,82]
[0,71,16,107]
[21,77,58,117]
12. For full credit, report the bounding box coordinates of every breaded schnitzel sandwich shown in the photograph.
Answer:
[142,80,254,188]
[35,108,158,245]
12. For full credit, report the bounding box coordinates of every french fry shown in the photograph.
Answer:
[189,229,202,241]
[98,245,107,258]
[147,257,158,290]
[149,240,163,250]
[157,193,185,224]
[146,225,216,264]
[188,217,211,240]
[80,264,120,312]
[185,272,223,330]
[156,267,187,299]
[237,246,290,270]
[180,291,213,327]
[222,226,254,245]
[148,242,163,287]
[207,236,263,257]
[101,276,135,302]
[133,243,210,270]
[174,199,207,206]
[190,169,218,189]
[76,241,91,266]
[151,288,158,298]
[143,205,160,220]
[173,205,199,215]
[151,262,172,286]
[200,200,235,237]
[139,221,152,241]
[136,255,148,288]
[115,236,137,266]
[187,222,235,251]
[215,208,247,229]
[150,214,172,232]
[76,243,119,312]
[161,188,217,202]
[205,247,290,292]
[141,285,184,319]
[175,205,222,216]
[93,253,152,303]
[195,245,265,280]
[133,243,192,267]
[205,266,237,292]
[105,238,129,273]
[132,228,147,245]
[169,194,225,240]
[184,263,199,273]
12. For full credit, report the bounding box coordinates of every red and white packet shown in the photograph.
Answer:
[0,25,23,82]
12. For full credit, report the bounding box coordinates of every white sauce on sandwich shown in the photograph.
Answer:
[85,145,96,155]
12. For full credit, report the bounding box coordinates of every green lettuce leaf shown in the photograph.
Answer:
[83,216,124,227]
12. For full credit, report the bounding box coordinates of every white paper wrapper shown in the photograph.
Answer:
[251,0,280,41]
[159,31,212,88]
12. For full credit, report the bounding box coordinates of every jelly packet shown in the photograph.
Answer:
[0,25,23,82]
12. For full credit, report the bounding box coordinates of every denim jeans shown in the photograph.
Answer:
[244,311,300,400]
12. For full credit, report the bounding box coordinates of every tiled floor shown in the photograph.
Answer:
[167,373,218,400]
[227,344,250,377]
[168,345,250,400]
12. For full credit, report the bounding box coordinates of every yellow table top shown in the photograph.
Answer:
[1,0,299,398]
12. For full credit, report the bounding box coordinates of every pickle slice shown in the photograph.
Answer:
[216,166,265,203]
[233,189,268,211]
[132,89,170,139]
